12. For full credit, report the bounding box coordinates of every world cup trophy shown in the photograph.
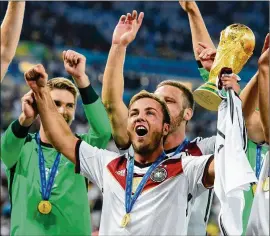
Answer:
[193,23,255,111]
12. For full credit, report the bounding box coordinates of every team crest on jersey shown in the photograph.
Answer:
[116,169,126,177]
[150,167,167,183]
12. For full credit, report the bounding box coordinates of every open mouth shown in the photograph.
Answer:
[135,125,148,137]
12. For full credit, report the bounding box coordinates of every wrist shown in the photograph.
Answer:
[79,84,99,105]
[19,113,34,127]
[111,43,127,51]
[73,74,90,89]
[187,5,200,15]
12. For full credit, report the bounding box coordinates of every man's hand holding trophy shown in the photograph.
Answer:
[194,23,255,111]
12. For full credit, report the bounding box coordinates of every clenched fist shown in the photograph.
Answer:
[63,50,89,88]
[20,90,38,122]
[24,64,48,92]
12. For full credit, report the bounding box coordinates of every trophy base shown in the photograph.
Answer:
[193,83,222,111]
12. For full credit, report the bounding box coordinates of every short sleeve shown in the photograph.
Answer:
[182,154,213,197]
[75,140,119,190]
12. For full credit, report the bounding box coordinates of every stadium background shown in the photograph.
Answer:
[0,1,268,235]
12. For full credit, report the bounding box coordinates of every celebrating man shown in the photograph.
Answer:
[101,9,241,235]
[24,65,216,234]
[1,50,111,235]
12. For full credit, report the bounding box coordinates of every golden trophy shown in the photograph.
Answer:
[193,23,255,111]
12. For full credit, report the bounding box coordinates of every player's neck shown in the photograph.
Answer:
[164,125,186,150]
[39,125,51,145]
[134,145,164,164]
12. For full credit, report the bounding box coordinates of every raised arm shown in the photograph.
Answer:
[101,10,144,149]
[257,34,269,143]
[1,90,37,168]
[62,50,111,148]
[179,1,215,61]
[240,34,269,143]
[24,64,78,163]
[1,1,25,81]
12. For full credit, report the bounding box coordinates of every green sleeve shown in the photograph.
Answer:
[77,85,111,149]
[1,120,30,169]
[198,67,210,82]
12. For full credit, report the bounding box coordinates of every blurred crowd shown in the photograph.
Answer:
[0,1,268,66]
[1,1,268,235]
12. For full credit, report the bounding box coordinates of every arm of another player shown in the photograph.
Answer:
[1,90,37,168]
[179,1,215,61]
[240,34,269,143]
[1,1,25,81]
[257,34,269,143]
[63,50,111,148]
[102,10,144,149]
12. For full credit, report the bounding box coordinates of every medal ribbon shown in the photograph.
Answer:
[125,151,166,214]
[36,133,61,200]
[172,137,189,155]
[255,144,262,179]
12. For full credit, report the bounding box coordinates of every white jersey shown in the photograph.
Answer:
[76,140,212,235]
[123,136,216,235]
[167,136,216,235]
[246,151,269,236]
[214,90,257,235]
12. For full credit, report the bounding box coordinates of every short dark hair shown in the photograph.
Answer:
[156,80,195,110]
[129,90,171,125]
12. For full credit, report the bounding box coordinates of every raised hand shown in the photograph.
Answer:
[220,74,240,94]
[258,33,269,67]
[63,50,89,88]
[196,42,216,71]
[112,10,144,47]
[179,1,197,13]
[21,90,38,121]
[24,64,48,93]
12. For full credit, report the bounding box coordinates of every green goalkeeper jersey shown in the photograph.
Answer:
[1,86,111,236]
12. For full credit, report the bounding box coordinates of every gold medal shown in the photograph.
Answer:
[121,213,131,228]
[38,200,52,214]
[263,177,269,192]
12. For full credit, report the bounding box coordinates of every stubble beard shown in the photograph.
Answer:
[132,131,164,156]
[169,109,185,134]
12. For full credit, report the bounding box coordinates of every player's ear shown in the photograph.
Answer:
[183,108,193,122]
[163,123,170,136]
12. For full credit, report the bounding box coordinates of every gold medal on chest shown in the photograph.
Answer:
[121,213,131,228]
[38,200,52,214]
